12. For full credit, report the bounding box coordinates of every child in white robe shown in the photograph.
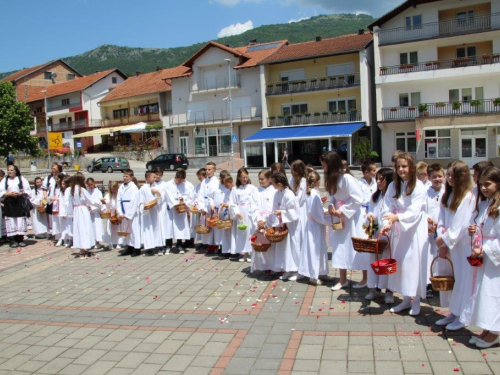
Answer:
[252,170,277,276]
[86,178,104,249]
[139,171,163,256]
[50,173,64,246]
[165,169,194,254]
[220,176,236,257]
[365,168,394,303]
[213,170,231,254]
[59,177,73,248]
[297,171,330,285]
[381,153,428,316]
[435,160,475,330]
[103,181,123,250]
[289,161,308,249]
[231,168,259,262]
[117,169,141,256]
[197,163,220,253]
[267,172,299,281]
[30,177,48,238]
[190,168,206,250]
[461,166,500,348]
[151,168,168,255]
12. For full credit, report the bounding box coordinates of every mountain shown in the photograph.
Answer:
[0,13,375,79]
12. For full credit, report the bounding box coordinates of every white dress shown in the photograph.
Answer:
[197,176,220,245]
[290,177,307,249]
[152,180,168,245]
[460,201,500,331]
[252,185,277,271]
[381,180,428,297]
[231,184,259,255]
[102,194,123,247]
[0,176,32,237]
[190,183,202,242]
[425,185,447,287]
[139,184,163,250]
[329,173,368,270]
[220,187,237,254]
[88,188,104,242]
[267,188,299,272]
[49,186,62,237]
[117,182,141,249]
[59,188,72,241]
[70,186,98,250]
[298,189,330,279]
[165,180,194,240]
[30,188,48,235]
[437,191,475,314]
[213,183,228,246]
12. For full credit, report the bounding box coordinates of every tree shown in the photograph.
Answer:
[353,138,379,163]
[0,81,40,158]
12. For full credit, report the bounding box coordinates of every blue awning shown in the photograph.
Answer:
[243,122,365,142]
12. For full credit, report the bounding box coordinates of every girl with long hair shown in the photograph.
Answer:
[59,176,73,248]
[86,178,104,249]
[290,160,308,249]
[270,162,287,179]
[461,166,500,348]
[320,151,367,291]
[50,173,65,246]
[103,181,123,250]
[268,172,299,280]
[380,153,428,315]
[434,161,475,330]
[297,171,330,285]
[30,177,48,238]
[365,168,394,303]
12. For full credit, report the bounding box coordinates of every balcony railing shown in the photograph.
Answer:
[168,106,261,126]
[191,74,241,92]
[378,12,500,45]
[102,112,160,127]
[380,54,500,75]
[268,111,361,127]
[38,119,102,133]
[47,101,82,112]
[381,99,500,121]
[266,74,360,96]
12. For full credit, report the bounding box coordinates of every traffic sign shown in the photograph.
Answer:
[48,132,63,150]
[76,142,82,148]
[232,134,238,144]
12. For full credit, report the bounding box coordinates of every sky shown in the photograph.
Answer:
[0,0,401,73]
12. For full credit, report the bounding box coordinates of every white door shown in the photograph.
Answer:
[179,137,189,155]
[460,128,487,167]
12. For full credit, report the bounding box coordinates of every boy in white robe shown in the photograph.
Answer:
[197,162,220,253]
[190,168,206,251]
[213,171,231,254]
[360,161,377,211]
[86,178,104,249]
[165,169,194,254]
[117,169,141,257]
[139,171,163,256]
[30,177,48,238]
[152,168,169,255]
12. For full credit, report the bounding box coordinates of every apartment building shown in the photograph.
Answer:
[244,32,375,167]
[370,0,500,166]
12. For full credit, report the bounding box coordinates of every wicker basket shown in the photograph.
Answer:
[370,237,397,276]
[217,219,233,230]
[144,198,158,210]
[190,207,200,214]
[110,217,122,225]
[265,225,288,243]
[36,205,46,213]
[329,214,343,230]
[352,231,387,254]
[117,221,130,237]
[175,203,187,213]
[430,256,455,291]
[207,216,219,228]
[467,256,483,267]
[100,211,111,219]
[195,224,211,234]
[251,243,271,252]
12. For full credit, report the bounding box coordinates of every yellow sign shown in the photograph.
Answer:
[48,132,63,150]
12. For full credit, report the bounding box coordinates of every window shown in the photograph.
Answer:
[166,101,173,114]
[113,108,128,118]
[449,89,460,103]
[134,103,159,115]
[282,103,308,116]
[67,74,75,80]
[328,98,357,112]
[449,87,483,103]
[61,99,70,106]
[400,51,418,65]
[44,71,52,80]
[405,15,422,29]
[35,107,42,113]
[457,46,476,58]
[424,129,451,158]
[179,130,189,137]
[59,118,67,124]
[462,88,472,102]
[398,92,420,107]
[112,77,117,84]
[396,132,416,153]
[457,10,474,24]
[279,69,305,82]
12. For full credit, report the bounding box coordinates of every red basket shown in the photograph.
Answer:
[468,233,484,267]
[370,234,397,276]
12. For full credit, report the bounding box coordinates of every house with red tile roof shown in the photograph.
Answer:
[244,32,375,167]
[26,69,127,152]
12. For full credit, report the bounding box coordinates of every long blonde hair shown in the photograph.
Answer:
[442,160,472,212]
[306,171,320,196]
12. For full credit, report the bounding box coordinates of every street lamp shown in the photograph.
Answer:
[224,58,234,172]
[41,90,51,168]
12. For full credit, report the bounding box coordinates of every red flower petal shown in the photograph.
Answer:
[453,367,460,372]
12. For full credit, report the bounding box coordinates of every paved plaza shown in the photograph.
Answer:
[0,239,498,375]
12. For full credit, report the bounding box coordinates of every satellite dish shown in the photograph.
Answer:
[51,72,57,79]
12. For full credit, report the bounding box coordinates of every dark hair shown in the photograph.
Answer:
[219,170,230,181]
[475,167,500,221]
[270,163,287,178]
[442,160,472,212]
[472,160,494,173]
[223,175,233,185]
[270,172,292,192]
[306,171,320,196]
[71,174,86,196]
[372,168,394,203]
[196,168,207,177]
[64,176,72,191]
[145,171,154,179]
[52,163,63,174]
[428,163,445,175]
[259,169,271,179]
[8,164,21,177]
[56,173,65,188]
[341,160,352,175]
[123,169,134,176]
[206,162,216,168]
[361,161,376,173]
[290,160,308,194]
[154,167,163,175]
[236,167,250,187]
[0,170,5,178]
[393,153,417,199]
[320,151,342,195]
[132,177,140,188]
[391,150,404,164]
[86,177,95,184]
[34,177,43,195]
[175,168,186,179]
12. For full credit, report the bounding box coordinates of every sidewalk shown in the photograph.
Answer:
[0,239,495,374]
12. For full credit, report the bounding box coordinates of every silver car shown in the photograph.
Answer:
[87,156,130,173]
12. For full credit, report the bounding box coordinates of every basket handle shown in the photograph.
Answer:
[470,226,484,251]
[375,232,391,262]
[430,256,454,278]
[121,218,131,233]
[368,215,374,239]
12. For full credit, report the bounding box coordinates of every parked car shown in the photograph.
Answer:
[87,156,130,173]
[146,154,189,171]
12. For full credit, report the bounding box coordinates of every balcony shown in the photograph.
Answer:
[378,12,500,45]
[266,74,360,96]
[190,74,241,92]
[38,119,102,133]
[47,101,82,112]
[168,106,261,126]
[381,98,500,121]
[102,112,160,127]
[268,111,361,127]
[380,54,500,75]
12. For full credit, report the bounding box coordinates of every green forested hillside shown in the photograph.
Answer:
[1,13,375,79]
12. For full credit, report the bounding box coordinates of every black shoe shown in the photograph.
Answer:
[144,250,154,256]
[10,242,19,248]
[221,253,231,259]
[131,248,142,257]
[18,242,27,247]
[119,247,133,256]
[426,284,434,298]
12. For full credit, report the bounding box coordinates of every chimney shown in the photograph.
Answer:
[225,44,230,48]
[135,71,141,77]
[315,36,322,42]
[95,70,99,73]
[358,29,365,35]
[249,39,257,45]
[155,66,162,72]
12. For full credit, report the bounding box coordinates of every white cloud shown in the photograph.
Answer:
[291,0,402,16]
[211,0,264,6]
[217,20,254,38]
[288,16,310,23]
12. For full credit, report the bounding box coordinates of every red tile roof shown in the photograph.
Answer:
[182,41,250,68]
[1,59,81,83]
[100,66,190,104]
[259,33,373,65]
[26,69,125,103]
[234,41,288,69]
